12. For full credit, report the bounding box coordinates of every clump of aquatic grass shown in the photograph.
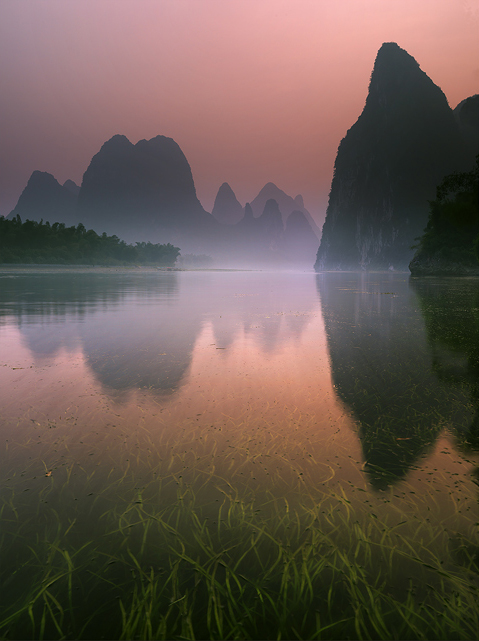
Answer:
[2,452,478,640]
[1,405,478,640]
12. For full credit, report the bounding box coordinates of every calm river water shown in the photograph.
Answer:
[0,268,478,640]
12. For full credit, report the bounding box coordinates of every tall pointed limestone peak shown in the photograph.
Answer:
[362,42,453,132]
[212,182,243,225]
[9,170,79,226]
[368,43,422,96]
[315,43,468,271]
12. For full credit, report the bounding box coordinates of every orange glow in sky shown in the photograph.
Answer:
[0,0,478,225]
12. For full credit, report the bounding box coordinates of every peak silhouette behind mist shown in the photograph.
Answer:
[7,136,320,268]
[212,183,244,225]
[9,171,79,228]
[62,179,80,197]
[251,183,321,239]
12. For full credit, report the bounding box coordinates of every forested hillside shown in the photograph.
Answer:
[409,157,479,275]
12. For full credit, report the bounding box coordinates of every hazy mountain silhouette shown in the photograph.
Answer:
[257,198,284,248]
[8,137,319,268]
[212,182,244,225]
[315,42,469,271]
[210,182,320,266]
[62,179,81,197]
[8,171,80,227]
[219,197,318,267]
[251,183,321,239]
[77,134,218,251]
[282,211,319,263]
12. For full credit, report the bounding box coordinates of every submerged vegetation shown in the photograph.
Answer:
[0,216,180,266]
[1,415,478,641]
[409,157,479,275]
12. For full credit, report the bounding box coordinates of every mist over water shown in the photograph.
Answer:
[1,267,478,639]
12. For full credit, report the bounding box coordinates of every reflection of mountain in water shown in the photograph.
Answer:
[3,271,317,396]
[0,271,197,394]
[410,278,479,449]
[317,272,474,488]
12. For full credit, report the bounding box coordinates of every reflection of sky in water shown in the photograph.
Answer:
[2,271,322,394]
[0,269,478,498]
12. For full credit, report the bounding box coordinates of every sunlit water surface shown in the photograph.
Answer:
[0,268,478,639]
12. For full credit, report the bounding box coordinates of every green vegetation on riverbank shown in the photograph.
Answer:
[409,157,479,275]
[0,216,180,266]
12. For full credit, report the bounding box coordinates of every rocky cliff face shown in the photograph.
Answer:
[315,43,468,271]
[77,134,217,246]
[212,182,244,225]
[8,171,79,227]
[454,94,479,162]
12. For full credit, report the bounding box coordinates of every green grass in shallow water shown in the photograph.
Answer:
[1,442,478,641]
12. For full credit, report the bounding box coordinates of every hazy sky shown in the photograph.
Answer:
[1,0,478,224]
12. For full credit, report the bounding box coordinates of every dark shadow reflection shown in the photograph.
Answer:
[2,270,317,397]
[316,272,474,488]
[410,277,479,450]
[410,278,479,574]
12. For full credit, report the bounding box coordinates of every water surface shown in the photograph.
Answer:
[1,268,478,639]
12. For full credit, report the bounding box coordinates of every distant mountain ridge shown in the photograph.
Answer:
[8,137,318,267]
[315,42,472,271]
[250,182,321,239]
[9,171,79,228]
[209,181,319,266]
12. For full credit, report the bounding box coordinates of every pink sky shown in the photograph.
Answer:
[0,0,478,225]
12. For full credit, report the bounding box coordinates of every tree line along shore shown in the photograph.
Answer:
[0,216,180,266]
